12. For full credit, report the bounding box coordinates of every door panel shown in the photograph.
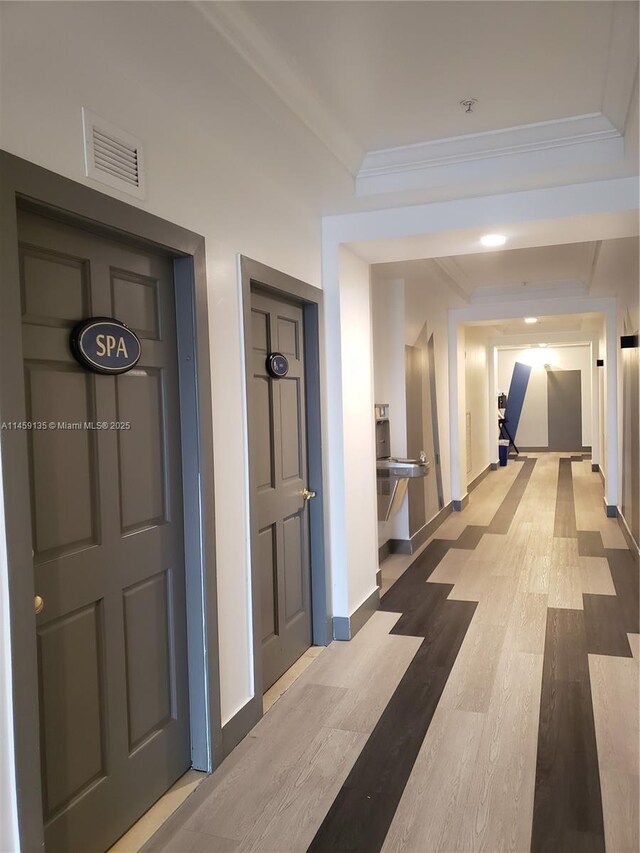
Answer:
[26,364,100,560]
[20,245,91,326]
[116,369,167,532]
[282,513,305,621]
[279,379,302,479]
[122,571,173,750]
[250,290,312,691]
[111,269,160,340]
[547,369,582,451]
[18,209,190,853]
[258,524,277,642]
[37,602,106,820]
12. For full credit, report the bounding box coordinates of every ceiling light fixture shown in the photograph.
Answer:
[539,343,548,347]
[480,234,506,247]
[524,317,538,324]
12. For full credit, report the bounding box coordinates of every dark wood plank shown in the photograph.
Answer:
[308,587,477,853]
[583,594,633,657]
[449,524,485,550]
[577,530,605,557]
[554,458,577,538]
[605,548,640,634]
[488,457,537,534]
[531,608,605,853]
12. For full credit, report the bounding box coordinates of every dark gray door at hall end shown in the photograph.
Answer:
[547,369,583,451]
[18,209,190,852]
[250,290,312,691]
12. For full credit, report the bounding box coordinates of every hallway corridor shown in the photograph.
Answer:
[145,455,639,853]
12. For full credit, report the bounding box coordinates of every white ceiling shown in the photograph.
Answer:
[372,235,639,313]
[466,312,605,337]
[240,1,615,152]
[202,1,639,204]
[435,242,600,293]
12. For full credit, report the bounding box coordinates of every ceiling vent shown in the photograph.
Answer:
[82,108,146,198]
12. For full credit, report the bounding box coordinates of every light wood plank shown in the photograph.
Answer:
[185,684,348,840]
[381,709,485,853]
[598,517,629,549]
[579,555,616,596]
[325,632,422,733]
[599,770,640,853]
[240,727,367,853]
[449,651,544,853]
[427,547,471,584]
[589,653,640,778]
[505,592,548,655]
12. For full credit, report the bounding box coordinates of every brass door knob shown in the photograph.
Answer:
[34,595,44,615]
[302,488,316,502]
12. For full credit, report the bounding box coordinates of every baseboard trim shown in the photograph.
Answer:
[378,540,391,565]
[617,511,640,558]
[388,538,412,556]
[591,463,599,473]
[221,693,262,759]
[452,494,469,512]
[388,501,454,556]
[376,568,382,587]
[467,464,491,493]
[604,499,618,518]
[333,587,380,641]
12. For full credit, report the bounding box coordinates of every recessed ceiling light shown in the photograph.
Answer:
[524,317,538,324]
[539,343,548,347]
[480,234,507,247]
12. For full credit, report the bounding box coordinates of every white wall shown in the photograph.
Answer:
[0,1,353,826]
[497,344,593,448]
[324,247,379,616]
[370,271,456,549]
[371,277,409,545]
[340,249,380,612]
[404,278,453,506]
[464,327,490,484]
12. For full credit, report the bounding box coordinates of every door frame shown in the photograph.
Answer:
[239,257,329,732]
[0,151,222,851]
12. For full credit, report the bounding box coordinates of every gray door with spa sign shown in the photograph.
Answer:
[250,290,312,690]
[18,209,190,852]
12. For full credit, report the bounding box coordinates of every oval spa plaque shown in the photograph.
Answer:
[70,317,142,375]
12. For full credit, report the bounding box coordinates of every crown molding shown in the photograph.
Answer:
[602,1,640,133]
[430,257,472,302]
[357,113,623,196]
[470,279,588,305]
[195,1,362,174]
[583,240,603,292]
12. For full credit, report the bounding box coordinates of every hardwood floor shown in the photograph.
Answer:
[143,454,639,853]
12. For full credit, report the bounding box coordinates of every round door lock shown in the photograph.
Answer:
[266,352,289,378]
[34,595,44,615]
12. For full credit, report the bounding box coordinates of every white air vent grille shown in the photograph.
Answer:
[82,109,146,198]
[93,129,140,186]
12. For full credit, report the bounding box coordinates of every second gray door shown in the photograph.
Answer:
[250,290,312,690]
[547,369,583,451]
